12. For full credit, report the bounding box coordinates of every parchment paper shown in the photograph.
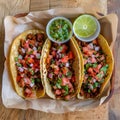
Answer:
[2,8,118,113]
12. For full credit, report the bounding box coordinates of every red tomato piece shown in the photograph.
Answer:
[24,88,32,97]
[60,55,69,63]
[67,51,74,59]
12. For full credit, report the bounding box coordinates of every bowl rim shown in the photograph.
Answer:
[73,14,101,42]
[46,16,73,44]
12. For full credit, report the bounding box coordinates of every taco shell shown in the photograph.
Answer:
[73,34,114,99]
[42,38,83,99]
[9,29,45,99]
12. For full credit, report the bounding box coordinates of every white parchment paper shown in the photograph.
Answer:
[2,8,117,113]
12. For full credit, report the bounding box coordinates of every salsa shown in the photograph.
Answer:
[15,33,45,97]
[77,39,109,98]
[46,43,76,100]
[49,19,72,42]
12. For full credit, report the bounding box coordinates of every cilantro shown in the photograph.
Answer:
[56,78,62,88]
[100,64,109,73]
[29,69,34,75]
[28,50,33,55]
[14,57,18,62]
[88,89,91,93]
[93,63,97,68]
[88,76,92,80]
[56,83,61,89]
[66,71,72,77]
[36,78,41,82]
[97,73,103,79]
[62,85,69,96]
[17,63,22,67]
[85,63,92,70]
[31,78,35,83]
[93,82,99,88]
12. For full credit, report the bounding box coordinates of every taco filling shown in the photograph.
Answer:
[46,43,76,100]
[14,33,45,97]
[77,39,109,98]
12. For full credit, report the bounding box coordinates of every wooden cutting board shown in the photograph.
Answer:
[0,0,120,120]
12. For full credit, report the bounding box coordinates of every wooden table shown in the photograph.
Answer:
[0,0,120,120]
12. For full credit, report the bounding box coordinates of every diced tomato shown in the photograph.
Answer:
[60,55,69,63]
[55,89,62,95]
[67,51,74,59]
[19,79,25,87]
[62,77,69,86]
[24,88,32,97]
[71,76,76,82]
[21,60,26,66]
[54,67,59,75]
[87,50,94,56]
[60,45,68,53]
[28,58,34,63]
[62,67,68,75]
[92,39,98,45]
[51,51,56,57]
[24,41,29,48]
[46,55,53,64]
[24,78,31,85]
[61,89,66,93]
[64,95,71,100]
[80,89,84,96]
[82,47,89,54]
[69,87,74,93]
[87,67,96,77]
[100,55,105,61]
[68,82,73,89]
[16,76,21,82]
[87,67,93,73]
[97,64,102,70]
[33,50,37,55]
[90,57,97,63]
[93,64,102,73]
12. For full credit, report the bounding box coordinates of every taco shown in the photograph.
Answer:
[42,38,82,100]
[9,29,45,99]
[73,34,114,99]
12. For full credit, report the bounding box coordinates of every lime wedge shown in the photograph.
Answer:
[73,15,97,38]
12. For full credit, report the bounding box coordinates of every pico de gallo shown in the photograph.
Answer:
[15,32,45,97]
[77,39,109,98]
[46,42,76,100]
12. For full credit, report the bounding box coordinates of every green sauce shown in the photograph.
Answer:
[49,19,72,42]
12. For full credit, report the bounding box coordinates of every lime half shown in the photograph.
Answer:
[73,15,97,38]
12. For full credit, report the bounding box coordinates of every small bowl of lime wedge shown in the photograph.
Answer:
[73,14,100,42]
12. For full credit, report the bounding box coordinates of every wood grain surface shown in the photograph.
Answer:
[0,0,120,120]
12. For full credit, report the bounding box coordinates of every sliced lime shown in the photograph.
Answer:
[73,15,97,38]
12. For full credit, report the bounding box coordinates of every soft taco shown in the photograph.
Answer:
[73,34,114,99]
[42,38,82,100]
[9,29,46,99]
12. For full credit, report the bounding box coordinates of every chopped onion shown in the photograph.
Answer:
[30,63,33,67]
[30,83,34,87]
[89,43,94,49]
[93,79,96,83]
[65,62,70,67]
[30,55,34,58]
[18,55,23,59]
[18,67,24,72]
[36,53,40,59]
[48,73,53,79]
[95,46,100,51]
[21,48,25,53]
[88,84,93,90]
[33,46,37,51]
